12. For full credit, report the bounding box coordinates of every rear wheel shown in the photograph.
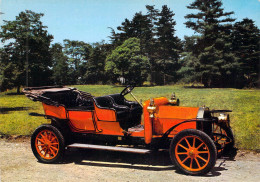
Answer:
[31,124,65,163]
[170,129,217,175]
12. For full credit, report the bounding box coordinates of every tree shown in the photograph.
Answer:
[131,12,153,54]
[0,48,18,91]
[113,12,153,54]
[144,5,160,85]
[50,43,71,85]
[232,18,260,88]
[146,5,159,36]
[154,5,182,84]
[0,10,53,92]
[63,39,92,84]
[109,19,133,48]
[178,36,201,84]
[108,5,182,85]
[110,10,155,84]
[185,0,237,87]
[105,38,149,85]
[82,41,111,84]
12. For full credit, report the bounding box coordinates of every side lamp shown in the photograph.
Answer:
[147,98,156,118]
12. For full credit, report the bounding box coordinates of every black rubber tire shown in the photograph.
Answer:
[31,124,65,163]
[169,129,217,175]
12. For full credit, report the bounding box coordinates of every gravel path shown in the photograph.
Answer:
[0,138,259,182]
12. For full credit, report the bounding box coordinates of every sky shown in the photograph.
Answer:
[0,0,259,45]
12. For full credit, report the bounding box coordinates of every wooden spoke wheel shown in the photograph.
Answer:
[170,129,217,175]
[31,124,65,163]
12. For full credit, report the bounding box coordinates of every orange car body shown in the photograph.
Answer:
[42,97,198,144]
[24,86,235,175]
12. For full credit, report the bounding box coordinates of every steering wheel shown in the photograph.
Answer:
[120,85,135,96]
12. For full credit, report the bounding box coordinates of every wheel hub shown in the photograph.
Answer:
[188,148,197,158]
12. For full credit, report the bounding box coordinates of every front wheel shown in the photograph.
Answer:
[170,129,217,175]
[31,124,65,163]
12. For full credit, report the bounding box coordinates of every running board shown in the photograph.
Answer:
[67,143,151,154]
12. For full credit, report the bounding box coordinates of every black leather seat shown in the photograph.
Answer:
[42,90,94,110]
[93,96,130,129]
[108,94,142,126]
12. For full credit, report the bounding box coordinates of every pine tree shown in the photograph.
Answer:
[115,12,153,54]
[50,43,71,85]
[178,36,201,84]
[145,5,159,85]
[155,5,182,84]
[63,39,91,84]
[232,18,260,88]
[185,0,237,87]
[131,12,153,54]
[83,42,110,84]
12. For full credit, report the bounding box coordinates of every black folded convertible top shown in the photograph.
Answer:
[22,86,93,107]
[23,85,76,94]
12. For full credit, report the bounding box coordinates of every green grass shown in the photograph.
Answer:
[0,85,259,150]
[0,90,47,135]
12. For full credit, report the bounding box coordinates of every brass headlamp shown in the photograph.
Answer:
[169,93,179,106]
[147,98,156,118]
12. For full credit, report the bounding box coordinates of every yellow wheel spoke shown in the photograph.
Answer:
[190,158,193,168]
[192,137,196,147]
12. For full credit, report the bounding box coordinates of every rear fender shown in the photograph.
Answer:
[48,117,72,144]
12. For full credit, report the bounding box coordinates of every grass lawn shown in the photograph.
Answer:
[0,85,259,150]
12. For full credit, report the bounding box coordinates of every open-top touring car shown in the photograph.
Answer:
[23,85,235,175]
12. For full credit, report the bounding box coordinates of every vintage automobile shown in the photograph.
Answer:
[23,85,235,175]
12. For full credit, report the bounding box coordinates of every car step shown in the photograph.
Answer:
[67,143,151,154]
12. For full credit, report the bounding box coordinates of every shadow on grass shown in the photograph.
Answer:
[0,107,31,114]
[5,92,24,96]
[183,86,206,89]
[59,148,224,176]
[29,112,45,117]
[111,85,155,88]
